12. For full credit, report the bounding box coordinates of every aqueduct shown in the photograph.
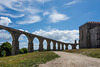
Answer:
[0,25,78,55]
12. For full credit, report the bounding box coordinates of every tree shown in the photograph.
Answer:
[0,42,12,56]
[19,49,24,54]
[0,45,1,56]
[22,48,28,53]
[1,50,6,57]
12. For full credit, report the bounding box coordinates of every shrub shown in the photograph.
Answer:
[19,49,24,54]
[1,50,6,57]
[22,48,28,53]
[0,42,12,56]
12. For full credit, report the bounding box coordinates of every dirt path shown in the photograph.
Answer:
[39,51,100,67]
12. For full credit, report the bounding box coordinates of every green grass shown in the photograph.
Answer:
[0,51,59,67]
[64,48,100,58]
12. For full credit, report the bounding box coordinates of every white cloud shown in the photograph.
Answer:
[25,30,28,32]
[0,5,5,12]
[19,29,28,33]
[65,0,80,6]
[0,0,43,24]
[0,30,12,40]
[0,0,42,18]
[25,7,42,15]
[0,17,12,26]
[32,28,79,43]
[36,0,51,3]
[43,11,50,16]
[0,0,25,11]
[0,13,24,18]
[19,29,24,31]
[17,16,41,24]
[49,10,69,23]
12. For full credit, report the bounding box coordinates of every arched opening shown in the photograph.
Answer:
[56,43,58,50]
[33,37,39,51]
[60,44,62,50]
[50,41,53,51]
[43,39,47,50]
[0,29,12,45]
[68,44,72,50]
[76,45,79,49]
[0,29,13,56]
[64,44,66,50]
[18,34,28,50]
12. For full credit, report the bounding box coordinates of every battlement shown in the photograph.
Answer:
[80,22,100,29]
[88,22,100,23]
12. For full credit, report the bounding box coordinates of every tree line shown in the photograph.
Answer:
[0,42,28,57]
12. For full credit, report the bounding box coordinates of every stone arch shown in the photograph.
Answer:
[33,37,40,51]
[50,41,53,50]
[56,43,58,50]
[0,29,13,46]
[60,44,62,50]
[0,29,15,40]
[68,44,72,50]
[43,39,47,50]
[76,45,79,49]
[64,44,66,50]
[18,33,31,41]
[18,34,28,49]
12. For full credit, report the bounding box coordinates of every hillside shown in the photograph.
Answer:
[0,51,59,67]
[64,48,100,58]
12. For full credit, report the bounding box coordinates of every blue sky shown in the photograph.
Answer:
[0,0,100,49]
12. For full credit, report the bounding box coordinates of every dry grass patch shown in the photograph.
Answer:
[64,48,100,58]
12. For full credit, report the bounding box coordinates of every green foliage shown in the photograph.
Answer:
[43,49,47,51]
[1,50,6,57]
[22,48,28,53]
[19,49,24,54]
[0,51,59,67]
[0,42,12,56]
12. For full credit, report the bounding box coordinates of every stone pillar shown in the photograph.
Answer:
[65,44,68,50]
[72,45,76,49]
[39,39,43,51]
[60,44,62,50]
[75,40,77,45]
[62,44,64,50]
[11,31,21,55]
[28,38,33,53]
[72,40,77,49]
[12,39,19,55]
[58,43,60,51]
[53,41,56,51]
[47,40,51,51]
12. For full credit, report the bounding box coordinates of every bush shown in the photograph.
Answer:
[0,42,12,56]
[22,48,28,53]
[43,49,47,51]
[19,49,24,54]
[1,50,6,57]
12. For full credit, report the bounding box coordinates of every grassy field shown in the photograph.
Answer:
[0,51,59,67]
[64,48,100,58]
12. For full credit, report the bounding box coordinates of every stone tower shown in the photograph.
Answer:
[79,22,100,48]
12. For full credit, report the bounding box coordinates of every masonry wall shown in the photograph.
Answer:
[90,26,100,48]
[79,22,100,48]
[79,24,88,48]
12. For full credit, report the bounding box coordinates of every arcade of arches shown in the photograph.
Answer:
[0,25,78,55]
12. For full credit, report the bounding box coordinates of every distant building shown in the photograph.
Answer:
[79,22,100,48]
